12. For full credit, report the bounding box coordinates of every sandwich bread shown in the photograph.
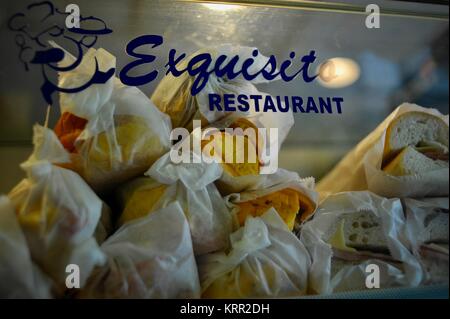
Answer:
[382,112,449,176]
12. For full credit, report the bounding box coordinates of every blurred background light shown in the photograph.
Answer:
[318,57,361,89]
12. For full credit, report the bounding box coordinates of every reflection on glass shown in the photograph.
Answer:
[318,57,361,89]
[202,3,242,11]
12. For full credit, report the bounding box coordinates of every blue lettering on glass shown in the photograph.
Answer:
[9,1,334,112]
[208,94,344,114]
[162,49,318,96]
[8,1,113,104]
[260,55,279,81]
[166,49,186,77]
[186,53,214,95]
[240,50,260,81]
[214,54,241,80]
[119,35,163,86]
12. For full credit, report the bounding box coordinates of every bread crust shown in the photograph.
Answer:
[383,111,449,163]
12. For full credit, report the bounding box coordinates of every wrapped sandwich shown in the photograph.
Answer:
[152,45,294,167]
[317,103,449,198]
[382,112,448,176]
[8,125,107,292]
[199,116,263,194]
[116,151,232,255]
[151,45,254,129]
[403,198,449,285]
[79,202,201,299]
[226,169,318,231]
[53,45,172,192]
[0,196,52,298]
[152,45,292,131]
[199,209,310,298]
[300,191,423,294]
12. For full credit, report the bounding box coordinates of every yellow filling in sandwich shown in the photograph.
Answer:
[201,118,261,177]
[54,112,88,153]
[118,183,168,226]
[236,188,315,231]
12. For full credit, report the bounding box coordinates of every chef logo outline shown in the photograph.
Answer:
[8,1,114,105]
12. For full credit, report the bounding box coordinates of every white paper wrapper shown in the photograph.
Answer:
[225,168,318,229]
[317,103,449,198]
[300,191,423,295]
[53,43,172,192]
[8,125,106,289]
[216,173,264,196]
[195,114,291,195]
[0,196,53,298]
[329,259,406,293]
[80,202,201,299]
[199,208,311,298]
[118,151,233,256]
[403,197,449,285]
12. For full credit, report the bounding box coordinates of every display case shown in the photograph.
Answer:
[0,0,448,191]
[0,0,448,299]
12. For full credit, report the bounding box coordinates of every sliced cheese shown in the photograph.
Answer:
[237,189,300,231]
[328,219,357,252]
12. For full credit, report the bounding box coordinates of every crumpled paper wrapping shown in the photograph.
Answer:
[79,202,201,299]
[317,103,449,198]
[198,208,311,298]
[0,196,53,298]
[194,115,263,195]
[327,259,406,293]
[8,125,106,290]
[137,151,233,255]
[193,114,288,195]
[225,168,318,229]
[402,197,449,285]
[152,44,293,133]
[152,45,294,165]
[53,43,172,192]
[300,191,423,294]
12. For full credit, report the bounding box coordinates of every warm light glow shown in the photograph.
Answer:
[202,3,242,11]
[317,58,360,89]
